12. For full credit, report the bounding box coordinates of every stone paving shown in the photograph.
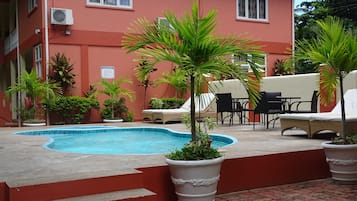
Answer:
[216,178,357,201]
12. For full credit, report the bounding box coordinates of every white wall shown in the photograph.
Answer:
[209,70,357,113]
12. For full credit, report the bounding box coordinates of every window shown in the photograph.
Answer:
[34,44,42,78]
[232,54,266,73]
[237,0,267,21]
[28,0,37,13]
[157,17,174,31]
[87,0,132,9]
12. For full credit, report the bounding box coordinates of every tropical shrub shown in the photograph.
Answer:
[100,98,132,121]
[45,96,99,124]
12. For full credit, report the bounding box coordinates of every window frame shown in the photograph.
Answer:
[87,0,133,9]
[34,44,42,78]
[28,0,37,13]
[232,53,267,74]
[236,0,268,22]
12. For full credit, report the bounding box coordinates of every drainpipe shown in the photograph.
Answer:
[292,0,295,71]
[44,0,50,125]
[15,0,21,127]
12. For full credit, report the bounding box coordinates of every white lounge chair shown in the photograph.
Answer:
[142,93,216,124]
[280,88,357,138]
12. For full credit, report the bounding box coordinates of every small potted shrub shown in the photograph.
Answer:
[97,78,134,122]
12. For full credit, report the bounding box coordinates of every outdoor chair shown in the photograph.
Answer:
[280,88,357,138]
[288,90,318,113]
[216,93,243,125]
[253,91,284,129]
[142,93,216,124]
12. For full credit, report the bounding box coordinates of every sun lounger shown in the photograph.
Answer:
[142,93,216,124]
[280,89,357,138]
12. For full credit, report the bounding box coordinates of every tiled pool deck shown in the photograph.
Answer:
[0,121,351,199]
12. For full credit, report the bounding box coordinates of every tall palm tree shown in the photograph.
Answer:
[123,3,262,141]
[297,16,357,143]
[6,69,60,120]
[97,78,134,119]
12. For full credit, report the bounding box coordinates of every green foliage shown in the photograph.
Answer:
[149,98,164,109]
[49,53,76,94]
[332,135,357,145]
[134,59,157,109]
[166,143,221,160]
[97,78,134,119]
[156,68,189,98]
[149,97,185,109]
[5,69,61,120]
[297,16,357,143]
[100,98,132,121]
[166,116,221,160]
[44,96,99,124]
[273,59,293,76]
[123,2,262,142]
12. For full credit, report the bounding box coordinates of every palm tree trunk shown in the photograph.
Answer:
[339,73,347,143]
[190,75,196,142]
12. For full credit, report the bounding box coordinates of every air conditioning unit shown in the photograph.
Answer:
[51,8,74,25]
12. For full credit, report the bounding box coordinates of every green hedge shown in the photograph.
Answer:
[149,97,185,109]
[44,96,99,124]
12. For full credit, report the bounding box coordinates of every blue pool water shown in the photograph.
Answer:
[16,126,237,155]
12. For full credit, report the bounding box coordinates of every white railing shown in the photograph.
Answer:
[4,28,18,55]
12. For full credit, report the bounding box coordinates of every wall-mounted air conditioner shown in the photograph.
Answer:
[51,8,74,25]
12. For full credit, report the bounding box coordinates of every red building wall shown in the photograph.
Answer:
[1,0,293,124]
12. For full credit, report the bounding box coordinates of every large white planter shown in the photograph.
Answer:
[322,141,357,183]
[166,157,224,201]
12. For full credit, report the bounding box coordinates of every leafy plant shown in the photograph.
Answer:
[297,16,357,144]
[123,3,262,157]
[49,53,76,94]
[97,78,134,120]
[100,98,131,121]
[44,96,99,124]
[273,59,293,76]
[149,98,164,109]
[149,97,185,109]
[166,116,221,160]
[134,58,157,109]
[156,68,189,98]
[5,69,60,121]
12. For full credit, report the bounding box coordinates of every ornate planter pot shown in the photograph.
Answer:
[322,141,357,183]
[166,157,224,201]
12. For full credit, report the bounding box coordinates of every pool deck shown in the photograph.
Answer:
[0,121,331,188]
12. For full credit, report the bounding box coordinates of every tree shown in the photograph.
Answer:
[326,0,357,26]
[123,3,261,142]
[6,69,60,120]
[97,78,134,120]
[297,17,357,143]
[294,1,330,74]
[134,58,157,109]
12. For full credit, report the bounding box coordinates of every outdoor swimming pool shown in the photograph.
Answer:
[16,126,237,155]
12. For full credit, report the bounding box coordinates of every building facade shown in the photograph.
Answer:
[0,0,293,126]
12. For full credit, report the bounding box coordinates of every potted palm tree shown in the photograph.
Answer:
[5,69,60,126]
[97,78,134,122]
[297,17,357,183]
[123,2,261,200]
